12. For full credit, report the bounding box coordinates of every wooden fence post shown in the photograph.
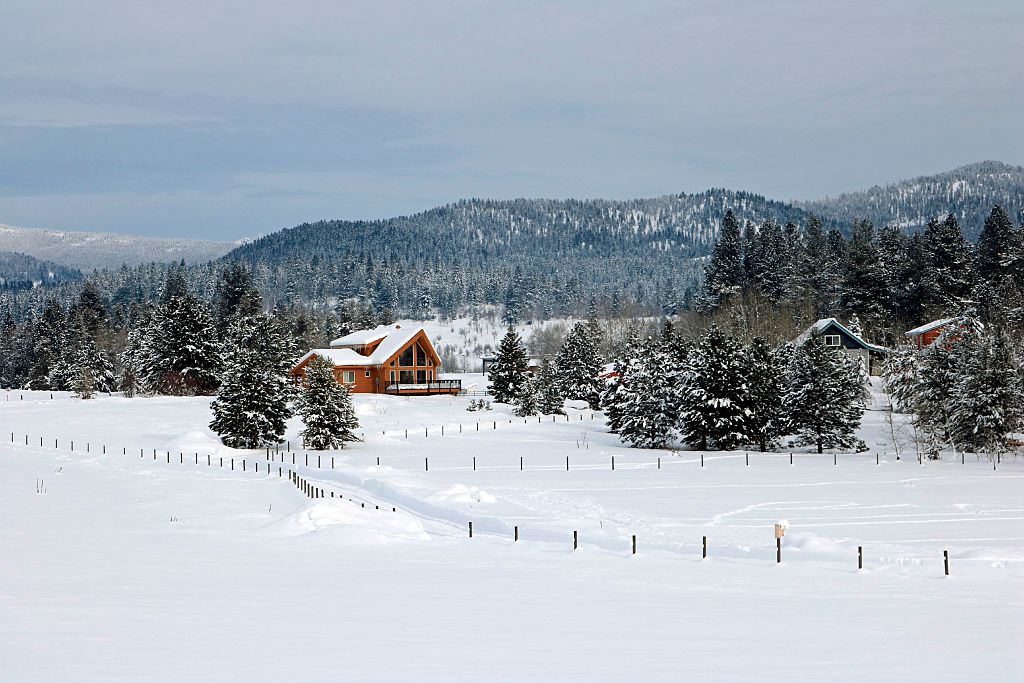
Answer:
[514,525,519,542]
[468,521,473,538]
[473,456,476,471]
[858,546,863,570]
[520,456,523,471]
[703,536,707,559]
[573,530,578,551]
[777,537,782,564]
[632,534,637,555]
[944,550,950,576]
[658,457,661,470]
[745,452,749,467]
[425,457,429,472]
[701,453,704,468]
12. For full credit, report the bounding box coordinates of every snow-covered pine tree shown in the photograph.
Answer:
[700,209,744,309]
[616,338,680,449]
[297,356,360,449]
[840,221,889,329]
[922,214,973,314]
[785,338,866,453]
[554,322,602,409]
[489,327,528,404]
[743,337,785,452]
[881,346,921,414]
[535,359,565,415]
[948,330,1022,457]
[143,292,221,395]
[209,314,297,449]
[513,375,540,417]
[677,325,749,451]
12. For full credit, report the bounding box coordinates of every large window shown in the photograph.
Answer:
[416,370,428,384]
[400,346,414,366]
[416,343,428,366]
[400,370,414,384]
[343,370,356,384]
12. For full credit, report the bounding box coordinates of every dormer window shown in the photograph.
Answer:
[824,334,841,347]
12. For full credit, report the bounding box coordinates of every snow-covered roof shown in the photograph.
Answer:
[794,318,888,353]
[294,348,379,368]
[329,325,395,347]
[297,325,430,371]
[905,318,956,337]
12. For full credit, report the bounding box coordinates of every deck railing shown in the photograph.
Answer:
[384,380,463,395]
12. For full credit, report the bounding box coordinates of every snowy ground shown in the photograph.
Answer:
[2,389,1022,681]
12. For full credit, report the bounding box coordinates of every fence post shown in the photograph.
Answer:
[701,453,704,468]
[425,457,429,472]
[944,550,950,576]
[858,546,863,570]
[777,537,782,564]
[468,522,473,538]
[520,456,523,471]
[703,536,707,559]
[473,456,476,471]
[790,452,793,466]
[834,453,837,466]
[332,456,334,469]
[493,421,496,430]
[658,457,661,470]
[514,525,519,542]
[566,456,569,471]
[876,452,880,466]
[318,455,321,468]
[745,452,749,467]
[632,534,637,555]
[611,456,615,470]
[573,530,578,551]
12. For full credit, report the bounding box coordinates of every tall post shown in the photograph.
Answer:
[632,534,637,555]
[468,521,473,538]
[776,537,782,564]
[573,530,578,551]
[944,550,950,576]
[514,525,519,542]
[858,546,863,570]
[702,536,707,559]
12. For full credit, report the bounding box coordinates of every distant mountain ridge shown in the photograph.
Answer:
[0,224,236,272]
[0,251,82,288]
[800,161,1024,238]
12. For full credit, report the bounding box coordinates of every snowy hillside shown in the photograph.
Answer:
[0,224,236,271]
[2,389,1021,680]
[801,160,1024,238]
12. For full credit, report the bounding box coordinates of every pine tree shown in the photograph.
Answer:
[743,338,785,452]
[554,322,602,409]
[213,263,262,334]
[210,314,297,449]
[535,359,565,415]
[785,338,866,453]
[922,214,972,314]
[678,326,749,451]
[489,327,528,404]
[701,209,744,308]
[948,330,1021,457]
[975,205,1017,287]
[616,338,680,449]
[513,375,540,417]
[840,221,888,327]
[297,356,360,449]
[143,293,221,395]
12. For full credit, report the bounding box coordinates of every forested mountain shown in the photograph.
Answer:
[0,251,81,289]
[0,224,236,271]
[223,191,822,320]
[800,161,1024,238]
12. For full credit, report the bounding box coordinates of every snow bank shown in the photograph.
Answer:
[428,484,497,507]
[270,502,429,543]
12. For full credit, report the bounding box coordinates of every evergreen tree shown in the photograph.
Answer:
[554,322,602,409]
[210,314,297,449]
[513,375,540,417]
[213,263,262,334]
[616,338,680,449]
[785,338,866,453]
[702,209,744,308]
[948,330,1021,456]
[840,221,888,327]
[489,327,528,404]
[922,214,973,314]
[743,337,786,451]
[297,356,360,449]
[143,293,221,395]
[975,205,1017,286]
[678,326,749,451]
[535,359,565,415]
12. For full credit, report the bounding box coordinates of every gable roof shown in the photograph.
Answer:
[295,325,434,371]
[905,318,956,337]
[794,318,888,353]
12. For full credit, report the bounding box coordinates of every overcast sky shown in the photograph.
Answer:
[1,1,1021,240]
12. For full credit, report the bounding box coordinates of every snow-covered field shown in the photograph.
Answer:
[2,388,1022,681]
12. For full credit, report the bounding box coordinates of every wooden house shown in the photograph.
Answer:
[794,318,888,375]
[290,325,461,395]
[904,318,956,350]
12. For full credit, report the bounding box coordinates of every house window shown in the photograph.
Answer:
[824,335,841,347]
[400,346,414,366]
[400,370,414,384]
[390,370,396,383]
[416,370,427,384]
[416,343,428,366]
[365,370,371,377]
[343,371,356,384]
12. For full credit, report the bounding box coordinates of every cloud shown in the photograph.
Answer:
[0,0,1020,238]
